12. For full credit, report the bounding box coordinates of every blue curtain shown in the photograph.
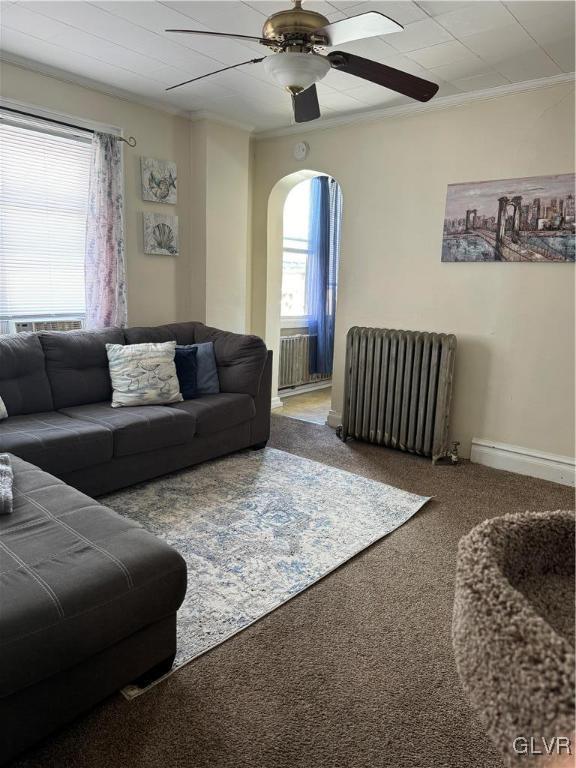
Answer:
[306,176,342,375]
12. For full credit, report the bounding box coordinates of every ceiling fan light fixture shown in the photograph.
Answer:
[263,52,330,93]
[165,3,439,122]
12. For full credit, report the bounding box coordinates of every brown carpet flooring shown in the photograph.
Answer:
[12,415,575,768]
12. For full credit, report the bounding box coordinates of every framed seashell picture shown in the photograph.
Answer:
[143,213,179,256]
[141,157,177,204]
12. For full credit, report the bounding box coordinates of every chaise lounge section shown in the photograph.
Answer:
[0,456,188,764]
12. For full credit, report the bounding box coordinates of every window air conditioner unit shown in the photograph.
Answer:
[13,318,84,333]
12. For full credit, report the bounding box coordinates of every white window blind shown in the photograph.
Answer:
[0,115,92,322]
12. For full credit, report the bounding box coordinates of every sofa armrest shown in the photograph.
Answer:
[193,325,268,397]
[250,351,272,447]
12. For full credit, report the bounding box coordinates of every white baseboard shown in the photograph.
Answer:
[470,438,575,487]
[326,410,342,429]
[271,396,283,410]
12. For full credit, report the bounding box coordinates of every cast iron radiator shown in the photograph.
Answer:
[338,327,457,463]
[279,334,331,389]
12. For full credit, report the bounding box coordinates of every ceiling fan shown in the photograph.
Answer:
[165,0,439,123]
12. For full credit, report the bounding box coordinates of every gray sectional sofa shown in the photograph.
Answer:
[0,321,272,764]
[0,321,272,496]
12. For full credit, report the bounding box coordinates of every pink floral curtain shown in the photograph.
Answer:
[85,132,127,328]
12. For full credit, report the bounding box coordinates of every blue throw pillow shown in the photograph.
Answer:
[176,342,219,397]
[174,345,198,400]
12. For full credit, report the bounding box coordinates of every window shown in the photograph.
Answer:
[281,179,311,321]
[0,113,92,332]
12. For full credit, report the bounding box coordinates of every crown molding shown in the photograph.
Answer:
[1,54,257,133]
[2,54,573,138]
[1,54,257,131]
[0,95,123,137]
[254,72,575,140]
[186,109,256,134]
[0,54,191,119]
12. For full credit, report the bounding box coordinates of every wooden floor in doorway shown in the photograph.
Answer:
[278,387,331,425]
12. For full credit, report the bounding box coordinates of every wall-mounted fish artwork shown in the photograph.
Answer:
[141,157,177,204]
[143,213,179,256]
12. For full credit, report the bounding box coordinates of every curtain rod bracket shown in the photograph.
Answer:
[120,136,137,147]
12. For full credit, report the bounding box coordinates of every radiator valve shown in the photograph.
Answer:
[450,441,460,465]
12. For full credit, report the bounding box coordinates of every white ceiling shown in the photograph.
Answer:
[1,0,574,132]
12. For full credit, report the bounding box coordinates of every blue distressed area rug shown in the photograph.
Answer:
[102,448,429,698]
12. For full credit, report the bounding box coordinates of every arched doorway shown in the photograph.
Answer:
[265,170,343,422]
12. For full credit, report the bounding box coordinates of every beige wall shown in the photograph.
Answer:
[203,120,251,334]
[1,61,198,326]
[2,60,574,457]
[188,119,208,324]
[188,118,252,334]
[1,62,254,331]
[251,84,576,458]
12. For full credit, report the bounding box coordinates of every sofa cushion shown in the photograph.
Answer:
[0,334,53,416]
[60,402,195,457]
[40,328,125,410]
[125,323,267,398]
[0,456,187,697]
[171,393,255,436]
[194,325,267,397]
[0,412,112,475]
[124,322,199,346]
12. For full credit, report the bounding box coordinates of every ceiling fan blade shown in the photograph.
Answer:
[165,29,271,45]
[292,85,321,123]
[314,12,402,46]
[166,57,266,92]
[327,51,439,102]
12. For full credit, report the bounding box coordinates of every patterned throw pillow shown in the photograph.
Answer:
[0,396,7,421]
[106,341,183,408]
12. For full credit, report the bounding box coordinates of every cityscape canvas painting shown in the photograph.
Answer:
[141,157,177,204]
[442,173,575,262]
[143,213,179,256]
